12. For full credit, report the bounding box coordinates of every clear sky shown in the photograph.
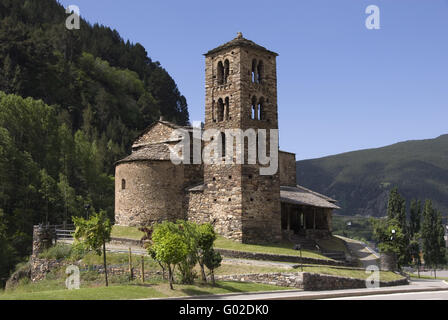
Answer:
[58,0,448,160]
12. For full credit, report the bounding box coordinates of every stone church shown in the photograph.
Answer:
[115,33,339,243]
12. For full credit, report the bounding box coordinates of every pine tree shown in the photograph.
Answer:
[422,200,446,278]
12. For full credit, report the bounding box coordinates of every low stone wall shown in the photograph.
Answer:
[109,237,142,247]
[215,248,353,267]
[216,272,408,291]
[216,272,304,288]
[30,258,162,282]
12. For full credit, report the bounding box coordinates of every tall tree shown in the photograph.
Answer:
[73,210,112,286]
[385,188,411,266]
[421,200,446,278]
[409,199,422,237]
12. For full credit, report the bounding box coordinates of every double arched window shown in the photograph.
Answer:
[250,96,266,120]
[217,59,230,85]
[251,59,264,84]
[216,97,230,122]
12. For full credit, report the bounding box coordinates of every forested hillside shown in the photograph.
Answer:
[0,0,189,286]
[296,134,448,218]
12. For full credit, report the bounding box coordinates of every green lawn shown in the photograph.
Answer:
[316,236,349,254]
[214,236,332,260]
[110,225,144,240]
[110,226,334,261]
[300,266,403,282]
[0,281,290,300]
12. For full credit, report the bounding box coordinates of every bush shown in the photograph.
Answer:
[38,244,72,260]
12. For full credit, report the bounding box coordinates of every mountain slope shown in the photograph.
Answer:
[296,134,448,217]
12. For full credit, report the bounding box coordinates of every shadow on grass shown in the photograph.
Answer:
[179,282,245,296]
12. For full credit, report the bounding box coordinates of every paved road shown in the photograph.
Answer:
[412,270,448,278]
[325,290,448,300]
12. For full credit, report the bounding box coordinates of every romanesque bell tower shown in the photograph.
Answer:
[203,32,282,243]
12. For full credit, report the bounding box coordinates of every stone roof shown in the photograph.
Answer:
[204,32,278,56]
[116,143,173,164]
[185,183,340,209]
[280,185,340,209]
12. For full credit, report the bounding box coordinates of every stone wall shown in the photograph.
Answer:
[32,225,55,257]
[216,272,304,289]
[30,258,162,282]
[202,36,283,244]
[279,151,296,187]
[216,272,408,291]
[115,160,185,226]
[132,122,176,147]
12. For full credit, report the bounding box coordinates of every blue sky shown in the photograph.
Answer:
[59,0,448,160]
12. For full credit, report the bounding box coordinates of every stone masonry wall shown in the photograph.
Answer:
[30,258,163,282]
[133,122,176,148]
[279,151,296,187]
[115,160,184,226]
[216,272,408,291]
[203,37,282,244]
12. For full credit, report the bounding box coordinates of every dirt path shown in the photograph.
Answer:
[335,236,379,268]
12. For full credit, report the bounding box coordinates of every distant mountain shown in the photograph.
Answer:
[296,134,448,217]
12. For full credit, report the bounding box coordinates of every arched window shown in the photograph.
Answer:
[212,100,216,122]
[258,97,265,120]
[217,61,224,85]
[220,132,226,157]
[217,98,224,122]
[224,59,230,84]
[251,59,257,83]
[251,96,257,120]
[257,60,264,84]
[121,179,126,190]
[225,97,230,120]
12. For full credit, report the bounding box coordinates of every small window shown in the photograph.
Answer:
[217,98,224,122]
[121,179,126,190]
[224,59,230,84]
[220,132,226,157]
[251,59,257,83]
[257,60,264,83]
[217,61,224,85]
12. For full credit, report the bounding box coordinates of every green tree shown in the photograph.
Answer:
[385,188,411,266]
[371,218,405,259]
[421,200,446,278]
[409,199,422,270]
[72,210,112,286]
[204,249,222,286]
[197,223,217,283]
[409,199,422,237]
[151,221,188,290]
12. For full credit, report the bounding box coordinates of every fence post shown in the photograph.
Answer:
[128,247,134,281]
[141,256,145,284]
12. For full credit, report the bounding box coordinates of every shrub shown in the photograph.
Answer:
[38,244,72,260]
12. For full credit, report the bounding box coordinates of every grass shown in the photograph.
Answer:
[214,236,332,260]
[111,225,144,240]
[299,266,403,282]
[0,281,290,300]
[316,236,349,254]
[110,226,334,261]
